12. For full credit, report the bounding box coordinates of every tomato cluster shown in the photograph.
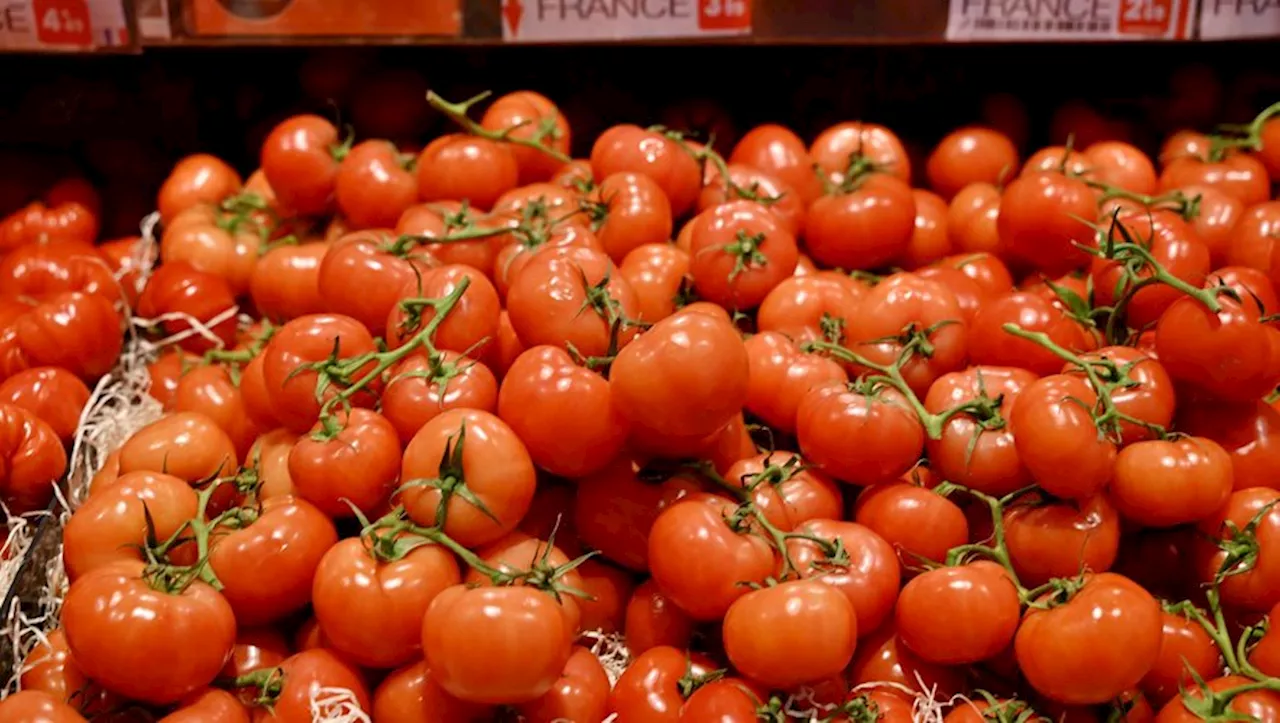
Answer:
[8,91,1280,723]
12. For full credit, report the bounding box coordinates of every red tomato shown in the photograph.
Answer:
[162,688,249,723]
[730,123,824,207]
[677,679,761,723]
[925,366,1036,496]
[896,561,1019,665]
[62,561,236,706]
[743,331,847,434]
[518,646,611,723]
[797,383,924,486]
[699,163,805,238]
[589,172,674,263]
[1016,573,1162,705]
[926,126,1020,199]
[260,313,378,433]
[1178,399,1280,491]
[1208,265,1280,315]
[998,171,1097,274]
[0,241,119,304]
[161,205,264,297]
[20,629,120,717]
[625,578,695,655]
[755,271,867,344]
[806,174,917,271]
[687,200,798,309]
[63,471,197,581]
[849,626,965,699]
[1092,209,1211,328]
[1155,674,1280,722]
[316,230,435,335]
[1004,493,1121,586]
[1194,487,1280,612]
[1251,601,1280,676]
[0,291,123,381]
[902,189,953,268]
[573,456,703,571]
[1178,184,1243,267]
[253,649,371,723]
[398,202,506,277]
[854,479,969,571]
[506,246,638,358]
[0,366,89,444]
[968,291,1095,375]
[373,661,492,723]
[386,264,501,360]
[1085,141,1158,195]
[493,219,602,299]
[723,579,857,688]
[947,182,1004,256]
[117,411,237,485]
[497,345,629,477]
[400,408,536,548]
[1160,152,1271,206]
[786,518,901,635]
[609,646,719,721]
[811,121,911,185]
[381,350,498,445]
[481,90,571,184]
[1009,374,1116,499]
[724,451,842,529]
[137,260,237,354]
[1155,293,1280,402]
[289,408,401,518]
[261,115,342,216]
[171,364,260,460]
[619,243,691,324]
[1140,610,1223,707]
[157,153,242,224]
[1110,437,1233,527]
[334,140,418,228]
[576,558,634,633]
[0,691,88,723]
[250,242,328,323]
[591,124,701,217]
[416,134,519,211]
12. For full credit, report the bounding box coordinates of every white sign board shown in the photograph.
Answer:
[1199,0,1280,39]
[947,0,1192,40]
[501,0,751,42]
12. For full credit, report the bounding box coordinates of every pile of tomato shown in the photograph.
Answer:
[4,86,1280,723]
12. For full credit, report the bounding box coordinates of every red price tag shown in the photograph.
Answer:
[32,0,92,47]
[699,0,751,32]
[1117,0,1175,35]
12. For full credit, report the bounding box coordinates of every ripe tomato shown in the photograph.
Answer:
[1159,152,1271,206]
[400,408,536,547]
[575,558,634,633]
[1155,293,1280,402]
[62,561,236,706]
[755,271,867,344]
[744,331,847,434]
[253,649,371,723]
[1110,437,1233,528]
[797,383,924,486]
[1085,141,1158,195]
[1093,210,1211,329]
[137,260,238,354]
[171,364,260,460]
[1072,347,1175,445]
[373,661,492,723]
[723,579,857,688]
[386,265,501,360]
[619,243,691,324]
[261,115,342,216]
[382,350,498,445]
[493,219,603,299]
[260,313,378,433]
[699,163,805,238]
[811,121,911,184]
[896,561,1019,664]
[625,578,695,655]
[398,201,507,277]
[480,90,571,184]
[0,291,123,382]
[1228,201,1280,277]
[497,345,629,477]
[609,646,719,721]
[589,172,674,263]
[677,679,761,723]
[730,123,824,207]
[1016,573,1161,705]
[250,242,328,323]
[423,585,573,705]
[647,493,775,621]
[1155,674,1280,722]
[925,366,1035,496]
[0,366,88,444]
[573,456,703,571]
[1251,601,1280,676]
[947,182,1004,256]
[1004,493,1121,586]
[20,629,120,717]
[854,479,969,571]
[0,691,88,723]
[334,140,418,228]
[316,230,436,335]
[1024,145,1092,176]
[926,126,1020,199]
[786,518,900,635]
[590,124,701,217]
[998,171,1096,274]
[848,626,965,699]
[610,309,749,439]
[161,205,263,297]
[1178,399,1280,491]
[416,134,518,211]
[289,408,401,517]
[161,688,249,723]
[118,411,237,484]
[1140,610,1223,707]
[724,451,842,529]
[901,189,953,268]
[517,646,611,723]
[806,173,916,271]
[158,153,242,223]
[1194,487,1280,612]
[506,246,638,358]
[967,291,1095,375]
[1009,374,1115,499]
[1175,184,1243,267]
[63,471,197,581]
[0,241,119,304]
[687,200,798,309]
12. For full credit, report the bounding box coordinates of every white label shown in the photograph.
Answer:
[1199,0,1280,39]
[947,0,1191,40]
[502,0,751,42]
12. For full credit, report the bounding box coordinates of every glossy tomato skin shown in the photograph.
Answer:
[810,121,911,185]
[786,518,900,635]
[1155,294,1280,402]
[0,691,88,723]
[896,561,1020,665]
[423,585,572,705]
[724,579,856,688]
[591,124,701,217]
[161,688,250,723]
[573,457,703,572]
[592,172,674,263]
[0,240,119,303]
[756,271,867,343]
[382,351,498,445]
[1178,399,1280,491]
[625,578,695,655]
[137,260,237,354]
[730,124,824,207]
[506,246,638,359]
[1159,153,1271,206]
[0,403,67,514]
[797,383,924,486]
[925,366,1036,496]
[1067,346,1175,446]
[744,332,847,434]
[926,126,1020,199]
[699,163,805,238]
[806,174,916,271]
[498,345,629,477]
[316,230,435,336]
[161,206,262,298]
[386,264,501,360]
[1005,493,1120,586]
[849,625,965,700]
[518,646,611,723]
[118,411,236,485]
[1010,374,1116,499]
[0,291,124,381]
[260,313,379,433]
[687,200,798,309]
[373,660,493,723]
[208,495,337,626]
[969,291,1096,376]
[63,471,197,581]
[480,90,571,184]
[62,562,236,706]
[261,115,341,216]
[1016,573,1162,705]
[1092,209,1211,328]
[902,188,953,268]
[313,537,461,669]
[254,649,371,723]
[20,629,120,717]
[947,182,1004,256]
[250,242,328,323]
[854,480,969,571]
[725,451,842,530]
[1154,674,1280,723]
[609,646,719,722]
[158,153,242,223]
[400,408,536,548]
[619,243,690,325]
[676,679,760,723]
[998,171,1097,274]
[1110,437,1232,528]
[1195,487,1280,612]
[647,493,775,621]
[171,364,261,460]
[1139,610,1223,707]
[289,408,401,518]
[416,134,519,212]
[334,140,418,228]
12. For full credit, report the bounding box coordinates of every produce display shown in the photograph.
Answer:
[3,61,1280,723]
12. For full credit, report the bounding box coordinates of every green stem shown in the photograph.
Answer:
[803,340,951,440]
[935,482,1025,595]
[426,91,571,163]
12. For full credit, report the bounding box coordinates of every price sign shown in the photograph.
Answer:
[946,0,1191,41]
[1200,0,1280,40]
[33,0,90,46]
[502,0,752,42]
[0,0,129,50]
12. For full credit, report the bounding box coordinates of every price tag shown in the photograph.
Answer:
[1199,0,1280,39]
[946,0,1191,41]
[0,0,129,50]
[502,0,751,42]
[33,0,91,46]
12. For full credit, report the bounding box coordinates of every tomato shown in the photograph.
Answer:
[0,291,123,382]
[1009,374,1115,499]
[722,578,856,688]
[400,408,536,547]
[1251,601,1280,676]
[625,578,695,655]
[1024,146,1092,177]
[610,309,748,439]
[1111,437,1233,528]
[947,182,1004,256]
[137,261,237,354]
[507,246,638,358]
[743,332,846,434]
[1016,573,1161,705]
[0,241,118,304]
[517,646,611,723]
[1159,152,1271,206]
[253,649,371,723]
[1004,493,1121,586]
[676,679,760,722]
[416,134,518,211]
[806,174,916,271]
[1094,210,1211,329]
[170,364,260,460]
[797,383,924,486]
[0,366,89,444]
[20,629,120,717]
[576,558,634,633]
[118,411,237,484]
[724,451,842,529]
[63,471,197,581]
[896,561,1019,665]
[1194,487,1280,612]
[1085,141,1158,195]
[157,153,242,223]
[609,646,718,722]
[261,115,342,216]
[250,242,328,322]
[968,291,1095,375]
[687,200,798,309]
[423,584,573,704]
[647,493,775,620]
[849,626,965,699]
[145,350,191,408]
[464,534,586,636]
[756,271,867,344]
[373,661,492,723]
[1228,201,1280,276]
[397,201,506,277]
[1156,293,1280,402]
[998,171,1097,274]
[162,689,249,723]
[161,205,263,297]
[588,172,674,263]
[222,627,290,687]
[574,456,703,571]
[0,691,87,723]
[1174,184,1242,267]
[591,124,701,217]
[62,561,236,705]
[811,121,911,185]
[316,230,435,335]
[786,518,900,635]
[388,266,501,362]
[382,350,498,445]
[494,219,603,299]
[289,408,400,517]
[900,189,953,269]
[312,536,460,669]
[854,479,969,570]
[699,163,805,238]
[925,366,1035,496]
[551,159,594,190]
[1155,674,1280,722]
[260,313,378,433]
[1140,610,1223,707]
[98,235,145,306]
[497,345,629,477]
[730,123,824,207]
[926,126,1020,199]
[1178,398,1280,491]
[480,90,571,184]
[334,140,418,228]
[620,243,690,324]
